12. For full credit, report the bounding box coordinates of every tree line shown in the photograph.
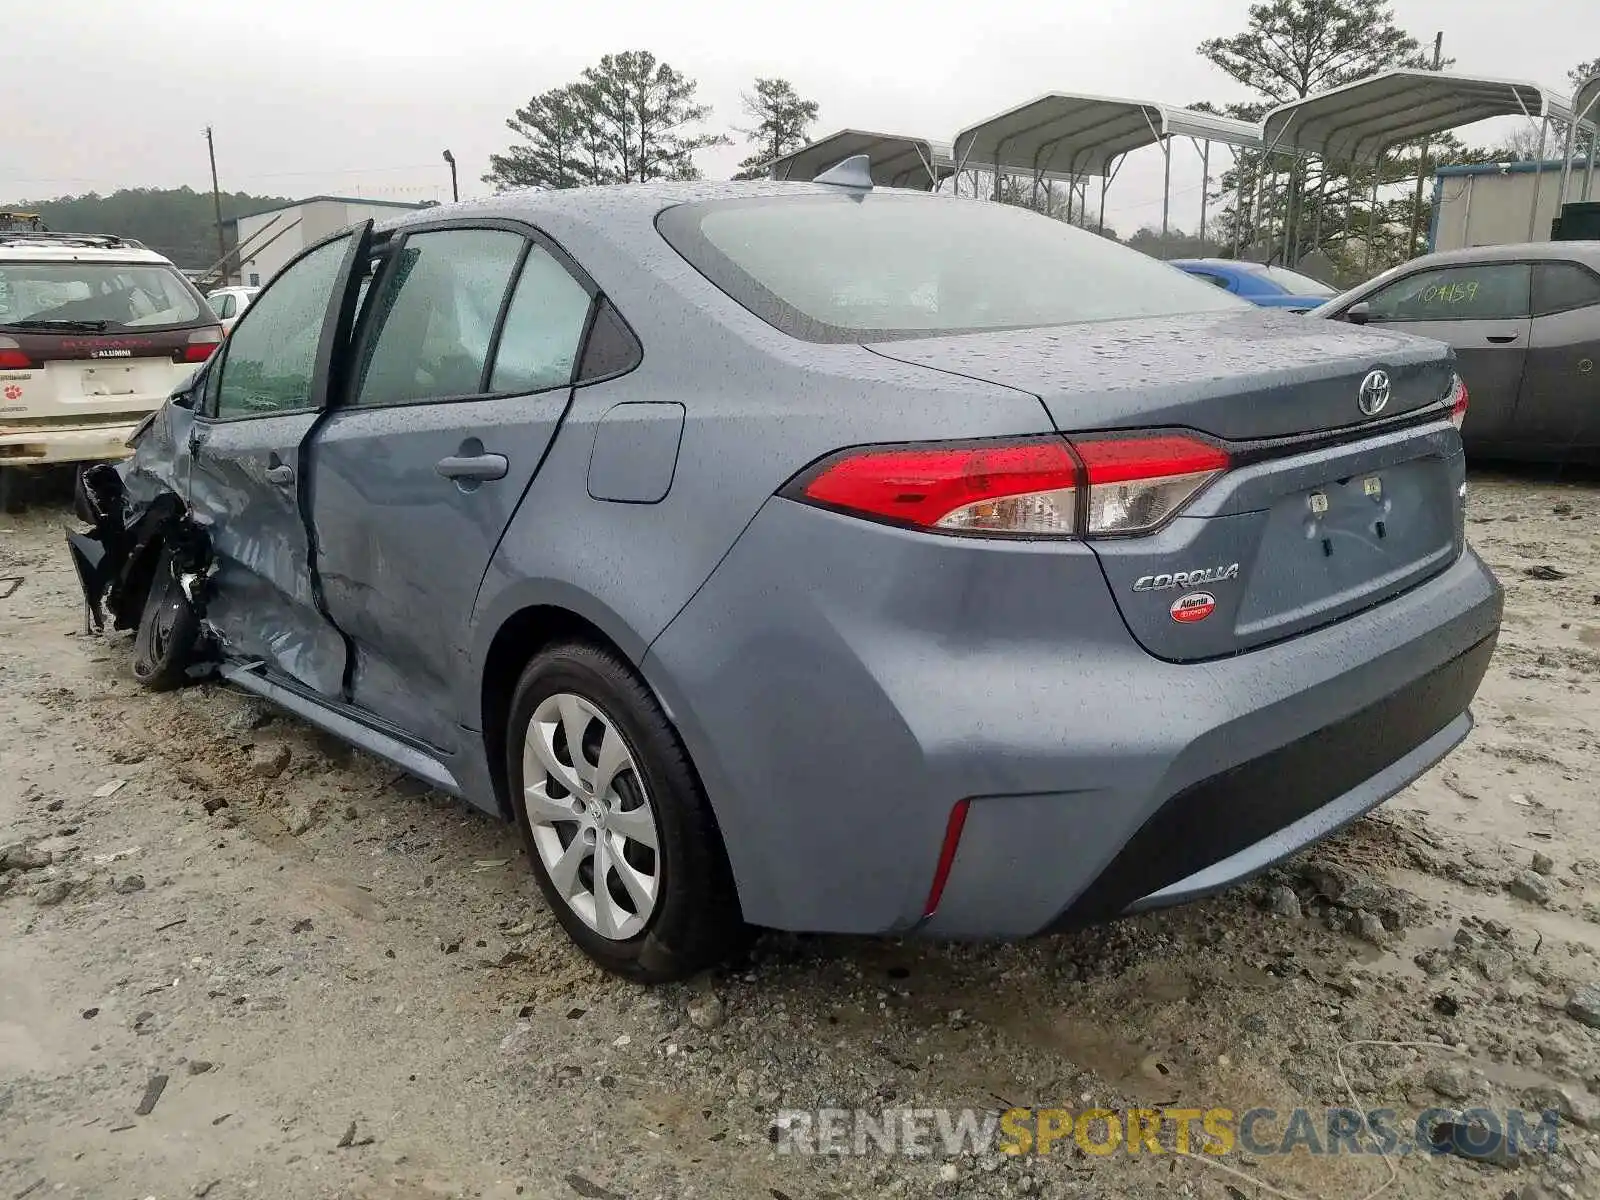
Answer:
[0,187,290,271]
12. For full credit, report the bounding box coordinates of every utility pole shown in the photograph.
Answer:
[205,126,227,277]
[442,149,459,203]
[1408,32,1445,259]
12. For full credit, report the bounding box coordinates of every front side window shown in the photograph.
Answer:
[1256,266,1335,297]
[1365,262,1531,322]
[489,244,592,393]
[1533,261,1600,315]
[353,228,524,407]
[0,261,204,329]
[657,194,1244,343]
[214,234,351,419]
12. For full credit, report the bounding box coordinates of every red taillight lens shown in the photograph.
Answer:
[1073,434,1229,536]
[1448,373,1469,430]
[178,326,224,363]
[0,336,30,369]
[791,432,1228,539]
[797,438,1081,535]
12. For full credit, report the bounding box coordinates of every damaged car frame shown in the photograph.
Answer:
[68,177,1502,982]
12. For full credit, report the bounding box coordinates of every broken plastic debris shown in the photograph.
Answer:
[93,779,128,798]
[91,846,142,865]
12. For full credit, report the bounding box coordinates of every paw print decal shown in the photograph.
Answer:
[2,385,21,401]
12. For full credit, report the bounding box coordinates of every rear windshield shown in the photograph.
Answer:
[657,193,1245,342]
[1256,265,1336,297]
[0,260,205,330]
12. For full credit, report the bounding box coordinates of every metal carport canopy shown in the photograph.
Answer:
[1577,72,1600,130]
[952,92,1260,179]
[765,129,951,189]
[1260,69,1589,162]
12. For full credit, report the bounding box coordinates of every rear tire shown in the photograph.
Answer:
[131,545,199,691]
[507,641,745,982]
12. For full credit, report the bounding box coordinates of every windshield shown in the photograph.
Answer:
[658,194,1246,342]
[1256,266,1336,297]
[0,261,205,329]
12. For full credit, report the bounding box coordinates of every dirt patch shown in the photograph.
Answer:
[4,465,1600,1199]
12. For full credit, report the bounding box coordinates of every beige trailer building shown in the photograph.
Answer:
[224,196,430,288]
[1429,160,1598,252]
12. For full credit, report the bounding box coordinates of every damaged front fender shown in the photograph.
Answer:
[67,427,213,634]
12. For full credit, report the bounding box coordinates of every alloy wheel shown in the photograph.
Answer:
[522,692,661,940]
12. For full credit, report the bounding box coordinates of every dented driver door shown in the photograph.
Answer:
[184,223,372,697]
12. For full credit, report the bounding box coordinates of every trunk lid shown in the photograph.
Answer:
[869,310,1465,660]
[866,309,1453,439]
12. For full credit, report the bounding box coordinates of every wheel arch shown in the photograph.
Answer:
[475,590,657,822]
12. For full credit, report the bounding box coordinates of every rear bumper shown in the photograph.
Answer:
[1049,632,1492,927]
[0,423,138,465]
[644,498,1503,937]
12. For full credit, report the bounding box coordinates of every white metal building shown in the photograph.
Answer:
[1429,161,1599,252]
[226,196,431,287]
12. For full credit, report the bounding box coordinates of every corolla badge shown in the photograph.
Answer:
[1358,369,1391,416]
[1170,592,1216,623]
[1132,563,1239,592]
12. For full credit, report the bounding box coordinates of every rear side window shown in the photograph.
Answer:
[657,194,1244,343]
[489,244,592,393]
[1365,262,1531,322]
[0,261,203,329]
[1533,261,1600,315]
[353,228,524,407]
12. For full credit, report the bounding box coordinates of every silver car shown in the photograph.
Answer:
[1314,242,1600,460]
[67,176,1502,981]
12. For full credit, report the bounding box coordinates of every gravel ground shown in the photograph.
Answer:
[4,466,1600,1200]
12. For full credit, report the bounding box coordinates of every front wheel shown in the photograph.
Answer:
[131,545,199,690]
[507,642,745,982]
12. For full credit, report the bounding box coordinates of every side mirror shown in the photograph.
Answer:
[1344,302,1372,326]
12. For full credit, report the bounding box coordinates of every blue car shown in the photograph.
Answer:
[1171,258,1337,312]
[66,172,1499,980]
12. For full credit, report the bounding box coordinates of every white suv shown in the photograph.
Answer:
[0,232,222,466]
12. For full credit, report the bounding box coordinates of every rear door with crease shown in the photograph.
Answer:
[309,221,599,751]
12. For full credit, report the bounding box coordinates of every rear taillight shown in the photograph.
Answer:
[790,432,1228,539]
[796,439,1080,535]
[1448,372,1469,430]
[178,326,224,363]
[0,336,30,369]
[1073,434,1230,536]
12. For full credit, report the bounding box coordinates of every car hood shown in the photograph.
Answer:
[866,308,1455,440]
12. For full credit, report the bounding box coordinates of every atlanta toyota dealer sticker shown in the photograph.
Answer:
[1169,591,1216,623]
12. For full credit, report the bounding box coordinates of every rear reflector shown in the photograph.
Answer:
[1448,372,1468,430]
[923,799,970,919]
[790,432,1227,539]
[0,337,29,370]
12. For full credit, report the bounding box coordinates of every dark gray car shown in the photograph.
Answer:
[67,177,1502,981]
[1312,242,1600,460]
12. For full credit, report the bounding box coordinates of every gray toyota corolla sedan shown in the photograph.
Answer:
[66,169,1502,981]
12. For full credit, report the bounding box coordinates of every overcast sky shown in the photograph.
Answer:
[4,0,1596,234]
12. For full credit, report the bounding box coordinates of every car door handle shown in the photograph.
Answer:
[435,453,508,481]
[1485,334,1519,344]
[266,463,295,485]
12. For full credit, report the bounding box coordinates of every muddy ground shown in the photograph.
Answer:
[4,467,1600,1200]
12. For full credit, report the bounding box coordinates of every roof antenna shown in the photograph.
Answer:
[813,154,874,190]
